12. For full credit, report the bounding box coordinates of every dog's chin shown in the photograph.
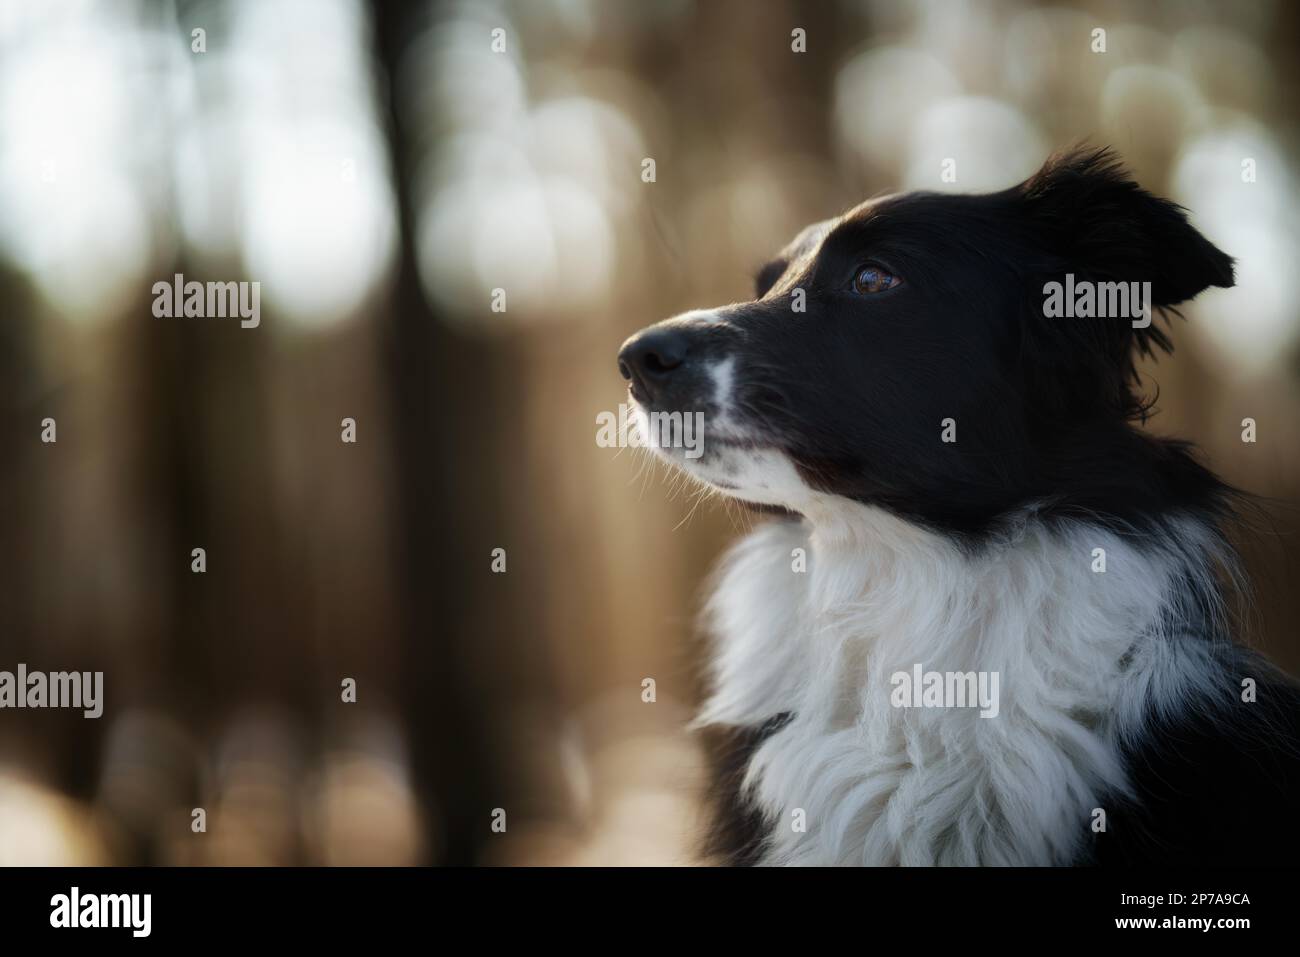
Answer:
[629,401,810,509]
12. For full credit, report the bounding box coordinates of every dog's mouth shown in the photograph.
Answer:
[624,386,812,509]
[706,435,770,451]
[625,387,771,460]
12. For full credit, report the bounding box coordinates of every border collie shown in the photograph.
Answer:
[617,148,1300,866]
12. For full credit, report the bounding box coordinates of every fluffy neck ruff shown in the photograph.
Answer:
[696,502,1236,865]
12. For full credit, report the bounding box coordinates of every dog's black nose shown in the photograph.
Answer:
[618,326,690,401]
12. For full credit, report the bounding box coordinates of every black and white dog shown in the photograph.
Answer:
[618,148,1300,866]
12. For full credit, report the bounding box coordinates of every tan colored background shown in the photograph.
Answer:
[1,0,1297,865]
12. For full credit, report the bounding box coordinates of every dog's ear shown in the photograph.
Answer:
[1018,146,1234,310]
[1014,148,1234,421]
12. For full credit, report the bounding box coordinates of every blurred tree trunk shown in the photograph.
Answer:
[371,1,507,865]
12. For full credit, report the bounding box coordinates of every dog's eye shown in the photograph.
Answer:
[852,263,901,294]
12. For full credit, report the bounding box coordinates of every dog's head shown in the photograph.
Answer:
[618,148,1235,536]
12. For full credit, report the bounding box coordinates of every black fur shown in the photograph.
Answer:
[699,713,792,866]
[1091,665,1300,865]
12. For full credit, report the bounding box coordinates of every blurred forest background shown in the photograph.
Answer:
[1,0,1298,865]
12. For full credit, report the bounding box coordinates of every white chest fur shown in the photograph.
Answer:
[696,505,1228,865]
